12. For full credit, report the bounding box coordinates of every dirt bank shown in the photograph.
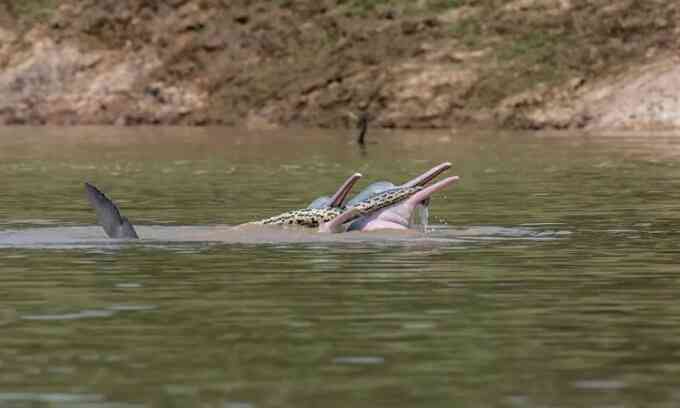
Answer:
[0,0,678,130]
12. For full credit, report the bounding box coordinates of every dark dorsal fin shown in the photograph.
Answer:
[84,182,139,239]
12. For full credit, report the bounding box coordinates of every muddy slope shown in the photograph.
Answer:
[0,0,678,129]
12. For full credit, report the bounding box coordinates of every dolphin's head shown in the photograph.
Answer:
[346,162,452,207]
[345,181,396,207]
[401,162,452,188]
[344,162,454,231]
[348,176,459,231]
[308,173,362,209]
[319,185,423,233]
[257,173,362,228]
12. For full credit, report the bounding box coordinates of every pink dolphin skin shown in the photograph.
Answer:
[318,208,362,233]
[319,163,457,233]
[348,176,459,231]
[401,162,452,188]
[327,173,362,207]
[318,162,459,233]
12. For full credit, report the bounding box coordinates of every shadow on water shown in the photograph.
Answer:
[0,224,569,249]
[2,128,680,407]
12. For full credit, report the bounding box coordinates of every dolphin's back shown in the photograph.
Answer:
[346,181,395,207]
[84,182,139,239]
[307,196,332,209]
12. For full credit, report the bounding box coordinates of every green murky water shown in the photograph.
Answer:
[2,127,680,407]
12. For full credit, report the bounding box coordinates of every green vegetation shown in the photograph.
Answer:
[1,0,676,127]
[429,0,464,10]
[448,16,482,47]
[341,0,463,16]
[6,0,58,24]
[442,0,678,108]
[328,0,676,109]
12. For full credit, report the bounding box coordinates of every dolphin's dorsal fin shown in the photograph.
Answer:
[84,182,139,239]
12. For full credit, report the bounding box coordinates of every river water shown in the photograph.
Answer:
[1,127,680,407]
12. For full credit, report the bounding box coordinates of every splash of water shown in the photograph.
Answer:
[412,202,430,232]
[420,204,430,232]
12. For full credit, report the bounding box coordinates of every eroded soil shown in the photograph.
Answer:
[0,0,678,130]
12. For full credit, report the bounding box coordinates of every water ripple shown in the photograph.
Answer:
[21,310,115,321]
[333,356,385,365]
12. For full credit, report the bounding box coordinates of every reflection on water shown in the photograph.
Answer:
[0,224,566,249]
[2,127,680,407]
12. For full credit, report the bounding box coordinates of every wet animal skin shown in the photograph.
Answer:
[83,162,456,238]
[256,186,423,228]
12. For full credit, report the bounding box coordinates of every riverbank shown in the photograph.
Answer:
[0,0,678,130]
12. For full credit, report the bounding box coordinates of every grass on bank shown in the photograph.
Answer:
[6,0,675,127]
[4,0,58,25]
[334,0,676,108]
[341,0,464,16]
[444,0,677,108]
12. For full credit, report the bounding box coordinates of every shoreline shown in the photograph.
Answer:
[0,1,678,131]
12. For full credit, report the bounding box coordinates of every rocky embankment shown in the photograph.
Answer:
[0,0,678,130]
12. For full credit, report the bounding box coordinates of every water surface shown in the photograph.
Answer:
[1,127,680,407]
